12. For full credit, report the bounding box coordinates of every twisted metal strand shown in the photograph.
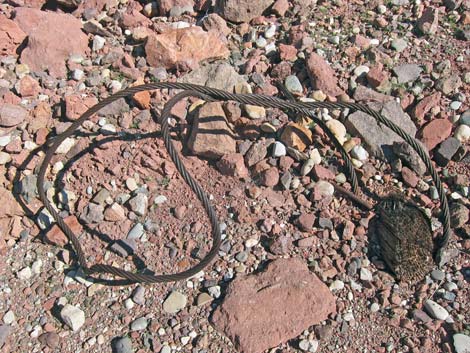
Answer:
[36,82,452,283]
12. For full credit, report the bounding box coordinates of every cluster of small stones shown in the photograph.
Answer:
[0,0,469,352]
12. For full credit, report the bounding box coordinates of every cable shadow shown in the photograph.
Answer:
[52,130,164,279]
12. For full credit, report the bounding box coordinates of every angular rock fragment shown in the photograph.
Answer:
[145,27,229,70]
[306,53,344,97]
[0,104,28,127]
[179,62,246,92]
[345,101,417,160]
[215,0,274,23]
[0,14,26,57]
[188,102,236,159]
[14,8,89,77]
[217,153,249,178]
[212,258,336,353]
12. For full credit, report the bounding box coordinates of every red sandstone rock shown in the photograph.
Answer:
[18,75,40,97]
[44,216,82,247]
[420,118,452,150]
[217,153,249,178]
[271,0,289,16]
[366,62,389,88]
[145,27,229,71]
[259,167,279,187]
[401,167,420,187]
[212,258,336,353]
[0,14,27,57]
[279,44,297,61]
[188,102,236,159]
[65,95,99,121]
[296,212,316,231]
[14,8,89,78]
[412,92,441,121]
[306,53,344,97]
[215,0,274,23]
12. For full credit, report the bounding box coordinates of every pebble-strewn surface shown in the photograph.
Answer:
[0,0,469,352]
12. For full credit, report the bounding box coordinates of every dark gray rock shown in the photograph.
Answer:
[434,137,461,166]
[112,336,133,353]
[392,141,427,176]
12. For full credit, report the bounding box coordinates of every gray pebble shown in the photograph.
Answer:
[453,334,470,353]
[128,193,148,216]
[299,339,310,351]
[0,325,12,347]
[431,269,445,281]
[424,299,449,320]
[127,223,145,240]
[113,336,132,353]
[132,286,145,305]
[208,286,221,299]
[272,141,287,157]
[163,291,187,314]
[130,317,148,331]
[391,38,408,52]
[360,268,373,281]
[285,75,303,95]
[235,251,248,263]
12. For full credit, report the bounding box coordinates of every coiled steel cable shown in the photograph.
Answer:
[36,82,452,283]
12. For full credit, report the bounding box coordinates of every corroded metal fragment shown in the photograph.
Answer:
[374,197,434,283]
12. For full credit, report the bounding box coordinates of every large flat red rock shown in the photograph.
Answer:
[211,258,336,353]
[145,26,229,70]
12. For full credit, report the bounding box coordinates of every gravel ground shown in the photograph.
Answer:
[0,0,469,352]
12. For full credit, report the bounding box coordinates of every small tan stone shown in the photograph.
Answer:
[280,122,313,152]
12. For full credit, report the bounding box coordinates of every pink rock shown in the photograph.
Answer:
[271,0,289,16]
[202,13,231,36]
[0,187,23,218]
[296,212,315,231]
[366,62,389,88]
[118,1,152,28]
[158,0,194,16]
[74,0,117,16]
[0,14,27,57]
[18,75,40,97]
[401,167,419,187]
[44,216,82,247]
[215,0,274,23]
[217,153,249,178]
[353,34,371,48]
[212,258,336,353]
[420,118,452,150]
[8,0,47,8]
[260,167,279,187]
[188,102,236,159]
[65,94,99,121]
[279,43,297,61]
[0,104,28,127]
[312,165,335,180]
[145,27,229,71]
[306,53,344,97]
[412,92,441,121]
[13,8,89,78]
[353,85,394,103]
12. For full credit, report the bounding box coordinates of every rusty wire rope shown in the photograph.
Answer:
[36,82,452,283]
